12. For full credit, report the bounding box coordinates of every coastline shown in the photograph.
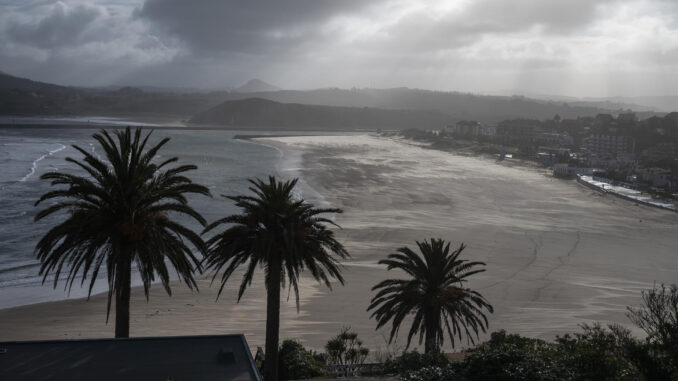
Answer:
[3,133,678,353]
[577,175,678,212]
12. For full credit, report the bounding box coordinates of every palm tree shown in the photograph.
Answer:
[368,239,493,353]
[35,127,210,338]
[203,176,349,381]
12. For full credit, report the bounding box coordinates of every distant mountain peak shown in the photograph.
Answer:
[234,78,280,93]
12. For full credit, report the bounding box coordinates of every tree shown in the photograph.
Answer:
[202,176,349,381]
[627,283,678,376]
[34,127,209,338]
[368,239,493,353]
[325,327,369,376]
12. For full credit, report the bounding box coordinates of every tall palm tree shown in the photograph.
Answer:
[35,127,210,338]
[368,239,493,353]
[203,176,349,381]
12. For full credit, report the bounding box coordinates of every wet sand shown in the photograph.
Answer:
[2,134,678,353]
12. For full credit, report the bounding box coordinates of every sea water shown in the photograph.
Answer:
[0,126,326,308]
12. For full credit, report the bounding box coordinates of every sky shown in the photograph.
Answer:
[2,0,678,97]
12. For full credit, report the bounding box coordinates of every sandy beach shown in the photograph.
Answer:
[2,134,678,353]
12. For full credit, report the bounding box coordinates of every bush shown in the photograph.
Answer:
[626,283,678,380]
[400,366,458,381]
[383,351,450,375]
[389,284,678,381]
[325,327,369,366]
[458,330,567,381]
[627,284,678,364]
[555,324,640,381]
[278,340,327,380]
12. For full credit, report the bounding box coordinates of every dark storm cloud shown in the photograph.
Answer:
[136,0,377,55]
[138,0,626,59]
[1,0,678,96]
[6,2,103,48]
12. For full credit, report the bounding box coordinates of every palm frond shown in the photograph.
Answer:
[34,127,209,323]
[367,239,493,351]
[203,176,349,308]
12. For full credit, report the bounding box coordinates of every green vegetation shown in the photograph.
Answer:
[34,127,209,338]
[368,239,493,353]
[325,326,369,367]
[626,283,678,379]
[395,284,678,381]
[201,177,349,381]
[259,329,371,380]
[397,327,641,381]
[278,340,327,380]
[382,351,450,375]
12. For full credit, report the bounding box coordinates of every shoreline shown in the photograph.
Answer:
[0,121,382,133]
[577,175,678,212]
[3,133,678,353]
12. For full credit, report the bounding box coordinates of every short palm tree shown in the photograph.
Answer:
[35,127,210,338]
[203,176,349,381]
[368,239,493,353]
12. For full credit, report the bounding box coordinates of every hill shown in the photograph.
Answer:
[0,72,225,117]
[234,79,280,93]
[0,72,85,114]
[0,71,668,124]
[189,98,449,129]
[211,88,648,124]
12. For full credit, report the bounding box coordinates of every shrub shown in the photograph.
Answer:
[555,324,640,381]
[627,284,678,365]
[400,366,458,381]
[458,330,567,381]
[325,327,369,366]
[278,340,327,380]
[383,350,450,375]
[626,283,678,380]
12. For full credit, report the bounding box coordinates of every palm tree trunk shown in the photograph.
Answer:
[424,312,437,354]
[115,257,132,338]
[264,256,282,381]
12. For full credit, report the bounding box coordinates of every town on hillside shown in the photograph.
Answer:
[401,111,678,208]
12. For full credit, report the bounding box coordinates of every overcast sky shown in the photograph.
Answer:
[2,0,678,97]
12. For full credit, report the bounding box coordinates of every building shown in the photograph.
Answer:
[641,143,676,162]
[480,125,496,136]
[0,334,261,381]
[535,132,574,147]
[553,164,596,178]
[637,168,673,188]
[587,134,635,157]
[537,146,571,166]
[496,119,541,147]
[453,121,481,138]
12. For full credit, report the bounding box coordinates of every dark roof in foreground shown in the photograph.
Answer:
[0,334,261,381]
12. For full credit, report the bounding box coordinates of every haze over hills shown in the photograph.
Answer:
[0,71,669,126]
[234,79,281,93]
[189,98,449,129]
[212,88,639,124]
[484,90,677,113]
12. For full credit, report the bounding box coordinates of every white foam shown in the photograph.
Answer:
[19,144,67,182]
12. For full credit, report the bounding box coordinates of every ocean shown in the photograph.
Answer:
[0,126,328,309]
